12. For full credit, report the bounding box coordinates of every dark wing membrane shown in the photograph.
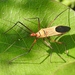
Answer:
[55,26,71,33]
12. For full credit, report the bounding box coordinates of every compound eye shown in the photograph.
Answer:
[55,26,71,33]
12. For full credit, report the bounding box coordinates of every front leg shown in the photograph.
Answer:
[8,38,37,63]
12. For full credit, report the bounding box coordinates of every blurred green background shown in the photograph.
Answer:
[56,0,75,10]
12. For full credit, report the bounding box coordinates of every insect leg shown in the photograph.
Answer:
[48,8,69,27]
[43,38,66,62]
[68,7,70,27]
[54,36,68,55]
[43,38,53,62]
[50,40,67,62]
[24,17,40,30]
[3,41,16,53]
[4,21,33,34]
[56,53,66,62]
[39,50,52,63]
[40,54,50,64]
[43,38,53,49]
[3,37,28,53]
[8,39,37,63]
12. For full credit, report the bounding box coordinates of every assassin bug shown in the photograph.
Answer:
[4,8,71,63]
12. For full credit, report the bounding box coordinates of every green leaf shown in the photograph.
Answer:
[53,61,75,75]
[0,0,75,75]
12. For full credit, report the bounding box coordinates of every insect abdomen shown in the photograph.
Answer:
[36,26,71,38]
[55,26,71,33]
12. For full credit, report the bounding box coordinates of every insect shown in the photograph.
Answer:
[4,8,71,63]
